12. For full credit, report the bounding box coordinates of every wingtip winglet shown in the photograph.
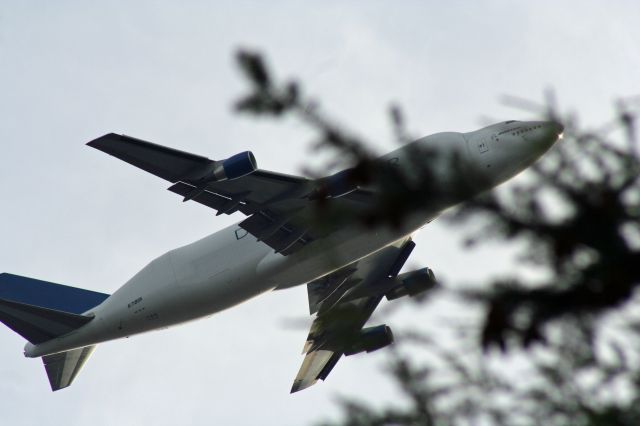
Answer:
[86,133,121,148]
[290,379,317,394]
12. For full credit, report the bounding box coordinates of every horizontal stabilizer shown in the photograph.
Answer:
[43,345,95,391]
[0,298,94,344]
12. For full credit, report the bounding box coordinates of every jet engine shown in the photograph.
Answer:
[344,325,394,356]
[220,151,258,180]
[310,168,359,199]
[197,151,258,183]
[385,267,437,301]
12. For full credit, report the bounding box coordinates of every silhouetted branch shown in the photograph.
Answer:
[234,49,640,426]
[234,49,473,229]
[450,104,640,351]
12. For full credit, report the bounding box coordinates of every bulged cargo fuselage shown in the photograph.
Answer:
[24,120,563,358]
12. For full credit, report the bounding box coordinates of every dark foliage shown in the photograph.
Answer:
[454,107,640,351]
[235,50,472,229]
[234,49,640,425]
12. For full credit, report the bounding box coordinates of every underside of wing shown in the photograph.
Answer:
[291,238,416,393]
[88,133,373,256]
[291,350,341,393]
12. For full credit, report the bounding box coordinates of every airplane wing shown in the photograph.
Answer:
[87,134,372,255]
[291,237,416,393]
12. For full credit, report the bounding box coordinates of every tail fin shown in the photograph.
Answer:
[0,273,110,344]
[0,273,110,314]
[0,273,110,391]
[0,272,110,344]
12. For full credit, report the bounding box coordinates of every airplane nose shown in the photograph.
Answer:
[550,121,564,136]
[523,121,563,153]
[539,121,564,144]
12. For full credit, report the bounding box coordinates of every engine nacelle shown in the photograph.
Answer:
[198,151,257,183]
[311,168,359,199]
[344,325,394,356]
[386,267,437,301]
[219,151,258,181]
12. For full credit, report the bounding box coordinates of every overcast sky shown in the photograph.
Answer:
[1,2,639,425]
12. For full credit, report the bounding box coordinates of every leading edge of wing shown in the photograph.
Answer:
[87,133,307,188]
[87,133,213,183]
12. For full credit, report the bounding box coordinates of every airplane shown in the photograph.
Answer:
[0,120,563,392]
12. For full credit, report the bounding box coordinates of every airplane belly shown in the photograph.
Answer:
[31,227,276,353]
[261,210,436,288]
[110,227,277,334]
[28,208,435,356]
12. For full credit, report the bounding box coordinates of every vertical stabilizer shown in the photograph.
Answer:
[43,346,96,391]
[0,273,110,391]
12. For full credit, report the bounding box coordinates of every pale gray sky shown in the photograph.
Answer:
[0,2,638,425]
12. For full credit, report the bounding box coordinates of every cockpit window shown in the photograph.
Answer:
[498,126,520,135]
[497,123,544,137]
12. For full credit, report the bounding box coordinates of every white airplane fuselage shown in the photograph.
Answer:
[24,121,562,358]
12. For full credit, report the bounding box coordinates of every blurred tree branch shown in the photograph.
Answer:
[235,50,472,229]
[453,102,640,351]
[234,49,640,425]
